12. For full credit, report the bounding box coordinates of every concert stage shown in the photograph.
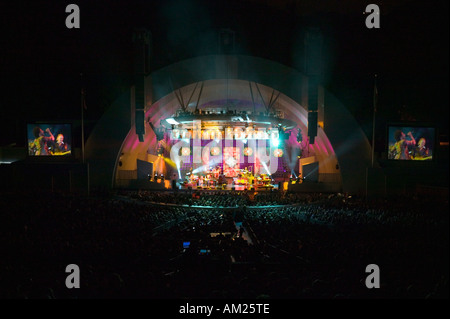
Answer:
[114,178,339,193]
[116,177,279,192]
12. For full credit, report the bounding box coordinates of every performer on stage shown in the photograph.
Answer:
[51,133,71,155]
[30,126,55,155]
[412,137,431,160]
[213,166,220,180]
[247,171,255,187]
[218,174,226,188]
[389,130,416,160]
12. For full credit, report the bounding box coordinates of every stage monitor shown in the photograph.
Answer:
[27,123,73,157]
[387,123,435,161]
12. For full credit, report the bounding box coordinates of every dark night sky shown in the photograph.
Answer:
[0,0,448,149]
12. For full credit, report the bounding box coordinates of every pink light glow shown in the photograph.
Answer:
[120,92,338,165]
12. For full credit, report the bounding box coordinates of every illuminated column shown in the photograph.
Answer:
[192,120,202,165]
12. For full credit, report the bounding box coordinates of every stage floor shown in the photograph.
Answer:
[117,179,339,193]
[179,182,279,192]
[180,186,278,192]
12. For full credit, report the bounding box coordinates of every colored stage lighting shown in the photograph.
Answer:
[210,147,221,156]
[165,118,179,125]
[273,149,284,157]
[243,147,253,156]
[271,138,280,147]
[157,145,164,156]
[181,147,191,156]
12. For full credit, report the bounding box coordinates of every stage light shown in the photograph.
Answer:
[225,127,233,139]
[273,149,284,157]
[166,118,179,125]
[181,147,191,156]
[202,130,210,139]
[210,146,221,156]
[245,126,253,138]
[243,147,253,156]
[271,138,280,147]
[211,129,222,140]
[181,129,190,139]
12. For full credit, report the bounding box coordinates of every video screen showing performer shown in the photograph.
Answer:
[387,126,434,161]
[27,123,72,156]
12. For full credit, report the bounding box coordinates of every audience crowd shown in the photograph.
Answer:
[121,189,323,207]
[0,189,447,299]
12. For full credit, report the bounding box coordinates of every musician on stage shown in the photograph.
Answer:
[30,126,55,155]
[212,166,220,180]
[412,137,431,160]
[51,133,71,155]
[247,172,255,187]
[218,174,226,188]
[389,130,416,160]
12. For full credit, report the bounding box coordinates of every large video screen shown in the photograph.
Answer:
[27,123,72,156]
[387,125,434,161]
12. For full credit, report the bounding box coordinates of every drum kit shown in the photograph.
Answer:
[256,174,274,189]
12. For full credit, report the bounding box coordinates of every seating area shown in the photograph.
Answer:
[0,189,447,299]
